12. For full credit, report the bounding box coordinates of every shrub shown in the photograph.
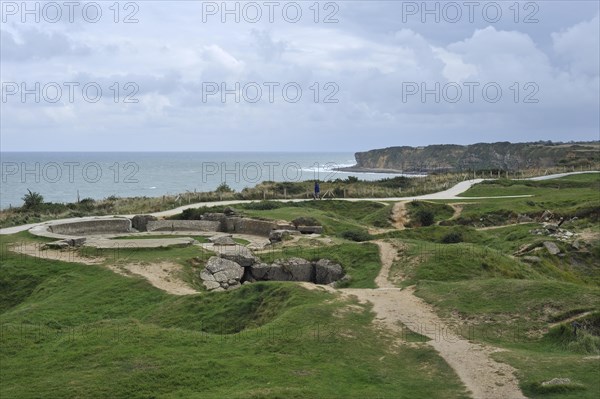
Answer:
[340,229,373,242]
[273,182,305,195]
[416,209,435,227]
[79,198,96,211]
[216,183,234,193]
[376,176,411,188]
[22,189,44,209]
[242,201,284,211]
[441,231,463,244]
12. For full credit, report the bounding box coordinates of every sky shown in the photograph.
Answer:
[1,0,599,152]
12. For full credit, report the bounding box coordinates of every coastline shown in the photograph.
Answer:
[334,166,426,175]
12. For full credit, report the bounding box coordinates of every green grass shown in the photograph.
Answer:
[379,225,485,244]
[215,200,391,236]
[0,248,469,399]
[415,279,599,337]
[2,172,599,398]
[495,350,596,399]
[461,173,600,198]
[406,200,454,225]
[233,237,251,245]
[381,175,600,398]
[452,174,600,226]
[542,314,600,354]
[407,242,541,283]
[384,221,599,285]
[1,230,57,244]
[94,245,208,266]
[414,279,600,398]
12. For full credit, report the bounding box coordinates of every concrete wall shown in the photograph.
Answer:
[35,215,300,239]
[148,217,293,236]
[225,217,280,236]
[49,218,132,235]
[146,220,221,232]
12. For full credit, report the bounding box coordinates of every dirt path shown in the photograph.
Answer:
[391,201,408,230]
[108,262,198,296]
[9,243,197,296]
[449,203,465,220]
[338,241,527,399]
[374,240,397,288]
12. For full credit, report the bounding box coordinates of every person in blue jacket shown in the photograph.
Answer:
[314,180,320,200]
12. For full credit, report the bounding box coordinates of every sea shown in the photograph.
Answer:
[0,152,404,209]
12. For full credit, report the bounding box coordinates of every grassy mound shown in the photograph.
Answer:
[0,247,469,399]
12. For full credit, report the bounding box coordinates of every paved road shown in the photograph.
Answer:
[1,171,597,235]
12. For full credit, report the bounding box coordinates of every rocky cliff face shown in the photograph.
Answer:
[353,141,599,172]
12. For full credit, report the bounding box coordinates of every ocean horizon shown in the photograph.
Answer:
[0,152,406,209]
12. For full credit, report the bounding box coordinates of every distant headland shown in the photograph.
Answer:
[337,141,600,174]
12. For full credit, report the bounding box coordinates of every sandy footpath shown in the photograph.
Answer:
[339,241,527,399]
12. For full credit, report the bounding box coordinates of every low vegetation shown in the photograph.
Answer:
[0,246,468,398]
[1,172,599,398]
[0,172,463,228]
[406,201,454,227]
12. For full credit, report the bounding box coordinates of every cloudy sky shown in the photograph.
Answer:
[1,0,598,151]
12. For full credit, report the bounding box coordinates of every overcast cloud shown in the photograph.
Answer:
[1,0,598,151]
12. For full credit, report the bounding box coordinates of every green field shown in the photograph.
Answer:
[1,172,599,398]
[387,174,600,398]
[0,247,468,398]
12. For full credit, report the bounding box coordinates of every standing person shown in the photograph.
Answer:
[314,180,320,200]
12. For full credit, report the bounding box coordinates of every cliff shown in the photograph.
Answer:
[348,141,599,173]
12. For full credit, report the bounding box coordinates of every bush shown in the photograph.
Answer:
[292,217,321,228]
[22,189,44,209]
[242,201,284,211]
[416,209,435,227]
[273,182,305,195]
[340,229,373,242]
[216,183,234,193]
[375,176,411,189]
[79,198,95,211]
[441,231,463,244]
